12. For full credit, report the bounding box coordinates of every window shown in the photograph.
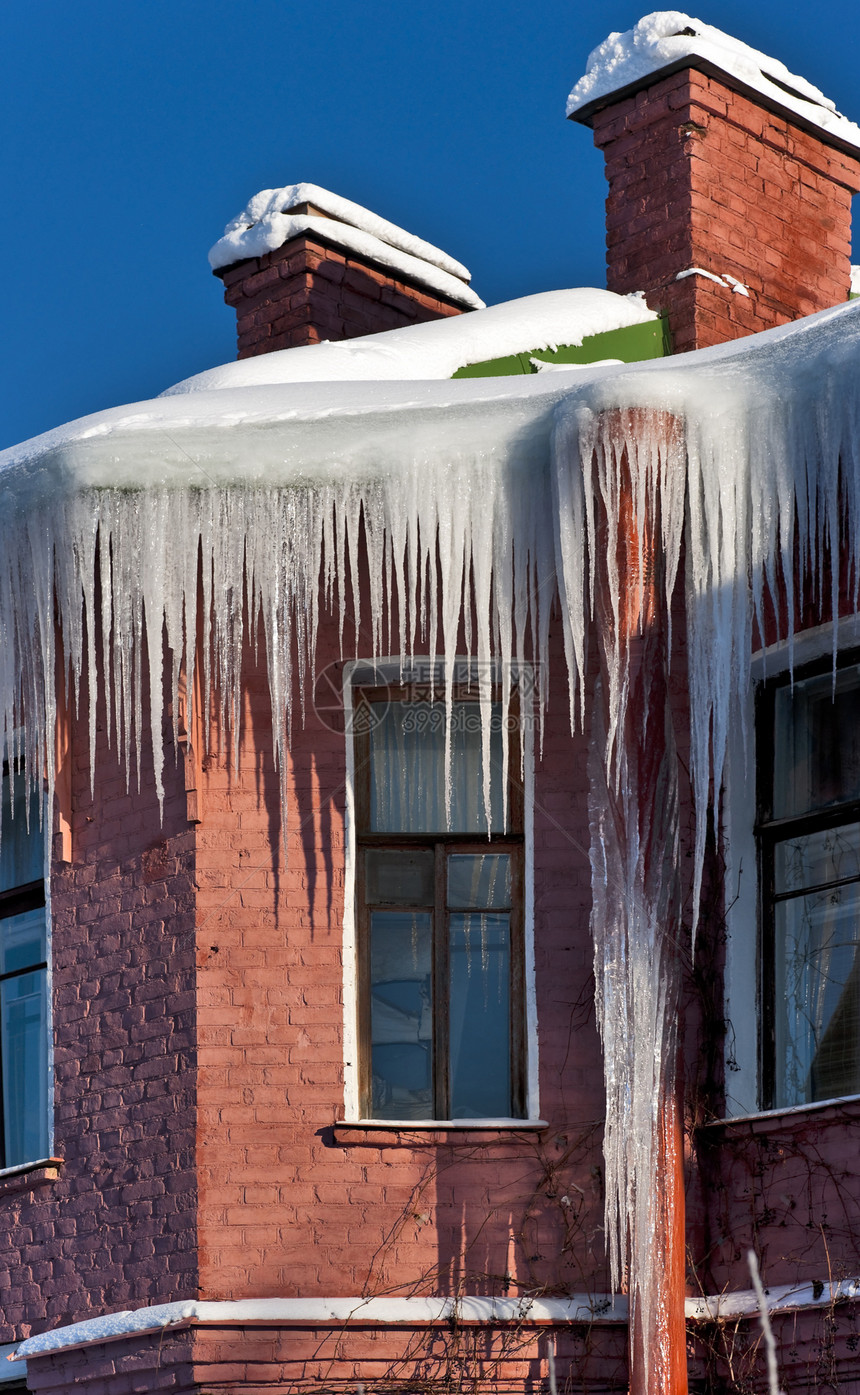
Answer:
[757,655,860,1108]
[0,762,49,1167]
[353,680,525,1121]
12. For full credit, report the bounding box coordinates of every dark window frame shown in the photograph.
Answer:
[353,682,526,1121]
[756,648,860,1109]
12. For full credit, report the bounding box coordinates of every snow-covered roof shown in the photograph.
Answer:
[1,296,856,493]
[208,181,484,311]
[566,11,860,154]
[163,289,659,394]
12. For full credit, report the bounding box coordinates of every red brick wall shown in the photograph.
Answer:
[216,235,466,359]
[22,1329,195,1394]
[0,683,198,1345]
[591,68,860,351]
[193,622,611,1309]
[8,566,860,1390]
[190,1320,628,1394]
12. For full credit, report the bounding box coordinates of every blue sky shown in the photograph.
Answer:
[2,0,858,450]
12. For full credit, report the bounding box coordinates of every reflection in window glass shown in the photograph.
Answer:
[1,765,49,1166]
[370,912,433,1119]
[775,882,860,1105]
[1,969,48,1165]
[0,776,43,893]
[449,914,511,1118]
[448,853,511,909]
[774,665,860,819]
[0,908,46,978]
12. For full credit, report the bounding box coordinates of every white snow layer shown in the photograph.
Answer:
[3,299,860,1395]
[12,1295,629,1360]
[16,1276,860,1362]
[208,181,482,310]
[163,289,659,394]
[210,182,471,280]
[566,11,860,152]
[852,265,860,295]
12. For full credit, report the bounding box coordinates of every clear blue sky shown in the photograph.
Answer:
[2,0,857,450]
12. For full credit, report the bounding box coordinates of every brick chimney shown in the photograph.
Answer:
[209,183,482,359]
[568,15,860,352]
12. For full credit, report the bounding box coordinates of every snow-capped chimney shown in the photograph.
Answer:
[209,183,483,358]
[567,14,860,352]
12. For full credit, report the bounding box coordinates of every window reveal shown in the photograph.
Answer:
[758,658,860,1108]
[354,688,525,1121]
[0,764,49,1167]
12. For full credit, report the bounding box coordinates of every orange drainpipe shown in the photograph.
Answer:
[615,414,688,1395]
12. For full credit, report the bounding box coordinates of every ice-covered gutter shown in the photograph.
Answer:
[208,180,483,310]
[566,10,860,153]
[14,1278,860,1361]
[163,289,659,393]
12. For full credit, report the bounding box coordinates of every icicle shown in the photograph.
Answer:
[2,300,860,1395]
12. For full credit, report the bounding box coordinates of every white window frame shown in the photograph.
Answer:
[341,658,540,1125]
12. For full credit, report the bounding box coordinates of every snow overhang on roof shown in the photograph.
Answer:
[208,181,484,311]
[163,289,661,394]
[566,11,860,156]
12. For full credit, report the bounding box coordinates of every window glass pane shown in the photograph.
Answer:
[0,908,46,976]
[775,882,860,1106]
[449,913,511,1118]
[0,775,43,892]
[370,911,433,1119]
[774,665,860,818]
[365,850,434,906]
[448,853,511,909]
[369,701,505,833]
[774,823,860,895]
[1,968,49,1166]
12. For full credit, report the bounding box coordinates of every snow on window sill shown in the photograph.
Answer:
[702,1095,860,1129]
[335,1119,548,1134]
[0,1157,63,1195]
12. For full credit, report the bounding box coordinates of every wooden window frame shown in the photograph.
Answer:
[353,683,526,1121]
[756,649,860,1109]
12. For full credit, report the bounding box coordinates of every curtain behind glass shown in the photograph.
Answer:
[369,701,505,833]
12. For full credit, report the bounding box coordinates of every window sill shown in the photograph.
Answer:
[701,1095,860,1130]
[336,1118,548,1137]
[0,1157,63,1196]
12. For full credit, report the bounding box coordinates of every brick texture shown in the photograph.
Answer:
[0,672,198,1347]
[590,68,860,350]
[216,233,465,359]
[193,623,611,1308]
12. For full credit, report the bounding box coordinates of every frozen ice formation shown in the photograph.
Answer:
[3,296,860,1395]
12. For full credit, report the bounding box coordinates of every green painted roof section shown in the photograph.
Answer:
[450,315,671,378]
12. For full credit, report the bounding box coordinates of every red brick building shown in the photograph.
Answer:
[2,13,860,1395]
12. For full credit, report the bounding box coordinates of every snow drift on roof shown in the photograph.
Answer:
[566,11,860,151]
[208,181,483,310]
[163,289,659,394]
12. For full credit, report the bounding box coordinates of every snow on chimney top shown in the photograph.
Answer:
[209,182,483,311]
[566,11,860,155]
